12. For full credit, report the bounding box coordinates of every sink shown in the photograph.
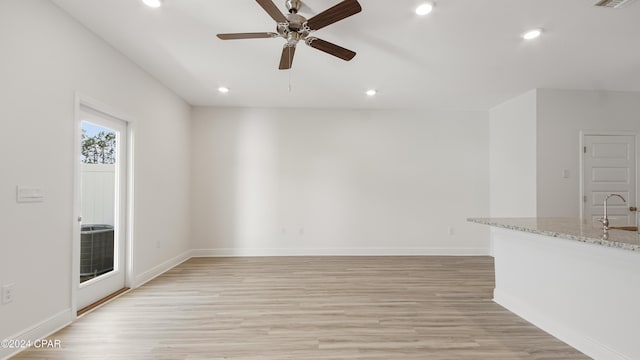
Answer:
[609,226,638,231]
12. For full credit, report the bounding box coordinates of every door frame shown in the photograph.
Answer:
[579,130,639,221]
[71,93,136,317]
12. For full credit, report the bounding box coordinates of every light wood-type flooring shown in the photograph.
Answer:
[14,257,588,359]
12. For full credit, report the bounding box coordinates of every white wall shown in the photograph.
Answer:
[0,0,191,353]
[536,89,640,217]
[489,90,537,217]
[191,107,490,256]
[489,88,640,218]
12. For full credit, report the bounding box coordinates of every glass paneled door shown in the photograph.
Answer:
[77,105,127,311]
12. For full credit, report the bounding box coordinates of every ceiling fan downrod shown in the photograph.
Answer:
[286,0,301,14]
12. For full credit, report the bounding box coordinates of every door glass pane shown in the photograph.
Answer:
[80,122,117,283]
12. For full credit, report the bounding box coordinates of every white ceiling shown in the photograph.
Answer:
[51,0,640,110]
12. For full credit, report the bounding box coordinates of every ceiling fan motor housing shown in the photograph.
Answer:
[286,13,307,32]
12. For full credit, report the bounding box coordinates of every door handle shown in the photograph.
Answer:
[630,206,638,212]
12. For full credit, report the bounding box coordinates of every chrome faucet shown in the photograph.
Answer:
[600,193,626,230]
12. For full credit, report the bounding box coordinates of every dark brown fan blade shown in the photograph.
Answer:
[306,0,362,31]
[306,37,356,61]
[217,32,278,40]
[256,0,287,23]
[279,45,296,70]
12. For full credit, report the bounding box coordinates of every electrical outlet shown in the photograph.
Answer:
[156,240,161,249]
[2,284,15,304]
[448,227,455,236]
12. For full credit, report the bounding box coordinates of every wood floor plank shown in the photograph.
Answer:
[13,257,588,359]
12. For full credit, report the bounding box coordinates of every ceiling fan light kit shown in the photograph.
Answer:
[217,0,362,70]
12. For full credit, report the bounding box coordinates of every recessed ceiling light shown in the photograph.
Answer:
[415,3,434,16]
[218,87,230,94]
[522,29,542,40]
[366,89,377,97]
[142,0,162,8]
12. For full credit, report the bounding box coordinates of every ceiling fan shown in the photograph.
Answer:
[217,0,362,70]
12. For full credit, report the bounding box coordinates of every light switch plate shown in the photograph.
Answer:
[2,284,15,304]
[16,186,44,203]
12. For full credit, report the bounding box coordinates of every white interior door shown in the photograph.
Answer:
[582,134,637,226]
[77,106,127,310]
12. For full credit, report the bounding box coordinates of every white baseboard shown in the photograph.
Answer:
[494,289,631,360]
[133,249,193,288]
[191,247,490,257]
[1,309,72,360]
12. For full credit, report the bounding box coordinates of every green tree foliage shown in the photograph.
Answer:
[82,130,116,164]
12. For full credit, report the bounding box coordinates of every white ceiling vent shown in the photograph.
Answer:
[594,0,637,8]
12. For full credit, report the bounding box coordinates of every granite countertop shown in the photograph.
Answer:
[468,217,640,252]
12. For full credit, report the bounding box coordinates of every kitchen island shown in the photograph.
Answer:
[469,218,640,360]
